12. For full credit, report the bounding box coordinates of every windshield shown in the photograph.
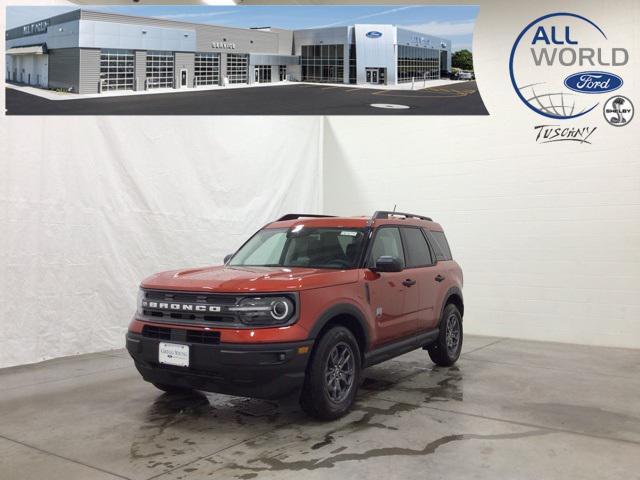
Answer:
[229,227,367,269]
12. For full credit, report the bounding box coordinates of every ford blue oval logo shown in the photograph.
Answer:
[564,71,623,94]
[366,31,382,39]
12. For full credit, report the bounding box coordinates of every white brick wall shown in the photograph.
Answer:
[323,116,640,348]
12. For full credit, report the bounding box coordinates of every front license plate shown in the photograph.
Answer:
[159,342,189,367]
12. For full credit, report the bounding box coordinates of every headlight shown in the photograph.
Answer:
[137,288,145,316]
[228,296,295,325]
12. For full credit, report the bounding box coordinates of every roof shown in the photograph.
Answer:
[265,213,442,230]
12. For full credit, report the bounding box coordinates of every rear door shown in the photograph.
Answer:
[423,228,455,324]
[400,227,439,331]
[365,226,419,346]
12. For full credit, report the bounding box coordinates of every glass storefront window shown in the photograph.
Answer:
[301,43,345,83]
[255,65,271,83]
[397,45,441,83]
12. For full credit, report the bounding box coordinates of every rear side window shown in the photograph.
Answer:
[400,227,433,267]
[368,227,405,268]
[424,229,453,261]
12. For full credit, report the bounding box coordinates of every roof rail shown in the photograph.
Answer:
[371,211,433,222]
[276,213,337,222]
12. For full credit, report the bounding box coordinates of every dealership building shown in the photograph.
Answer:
[5,9,452,94]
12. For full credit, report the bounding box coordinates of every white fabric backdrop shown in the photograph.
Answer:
[0,117,323,368]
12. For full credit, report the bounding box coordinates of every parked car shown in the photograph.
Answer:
[458,71,475,80]
[126,211,464,419]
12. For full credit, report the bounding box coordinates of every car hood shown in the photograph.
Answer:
[140,265,359,293]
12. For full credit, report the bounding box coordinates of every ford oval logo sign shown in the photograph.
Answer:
[366,31,383,39]
[563,71,623,94]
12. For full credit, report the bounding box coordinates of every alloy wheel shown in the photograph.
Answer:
[324,342,355,403]
[445,314,461,356]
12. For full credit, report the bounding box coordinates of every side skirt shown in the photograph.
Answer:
[363,329,439,368]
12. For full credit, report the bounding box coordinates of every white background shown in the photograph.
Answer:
[0,117,323,367]
[1,0,639,368]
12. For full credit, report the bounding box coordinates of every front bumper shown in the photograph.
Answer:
[126,332,313,399]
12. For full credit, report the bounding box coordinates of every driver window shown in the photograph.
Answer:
[368,228,405,268]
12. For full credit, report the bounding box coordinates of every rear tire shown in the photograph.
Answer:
[152,383,194,395]
[428,304,463,366]
[300,326,361,420]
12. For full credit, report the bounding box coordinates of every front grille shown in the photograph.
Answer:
[142,325,221,345]
[141,290,241,324]
[139,289,298,328]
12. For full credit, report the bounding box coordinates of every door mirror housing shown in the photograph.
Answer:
[372,255,403,273]
[223,254,233,264]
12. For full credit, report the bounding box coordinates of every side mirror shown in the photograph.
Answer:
[372,255,403,273]
[223,254,233,264]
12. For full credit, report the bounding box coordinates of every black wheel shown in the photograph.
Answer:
[152,383,194,395]
[300,326,361,420]
[428,304,463,366]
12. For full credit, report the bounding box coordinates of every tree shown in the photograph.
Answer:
[452,50,474,71]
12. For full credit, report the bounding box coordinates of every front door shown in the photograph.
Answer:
[365,227,419,346]
[180,69,187,87]
[366,68,380,84]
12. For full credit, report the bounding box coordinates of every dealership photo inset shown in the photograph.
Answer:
[5,5,486,115]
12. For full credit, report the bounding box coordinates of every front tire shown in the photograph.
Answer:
[300,326,361,420]
[428,304,463,366]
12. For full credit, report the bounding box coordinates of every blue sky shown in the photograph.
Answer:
[6,5,477,51]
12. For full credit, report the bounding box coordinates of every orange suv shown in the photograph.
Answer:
[127,212,464,419]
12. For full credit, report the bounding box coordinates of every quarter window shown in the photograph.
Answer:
[424,229,453,261]
[368,228,405,268]
[401,228,433,267]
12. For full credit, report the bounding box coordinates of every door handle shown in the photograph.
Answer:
[402,279,417,287]
[435,274,445,282]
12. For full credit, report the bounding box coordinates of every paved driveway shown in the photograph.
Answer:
[6,81,488,115]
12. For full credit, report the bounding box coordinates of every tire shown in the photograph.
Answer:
[428,304,463,367]
[152,383,194,395]
[300,326,361,420]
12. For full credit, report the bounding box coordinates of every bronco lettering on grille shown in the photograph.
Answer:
[142,301,221,313]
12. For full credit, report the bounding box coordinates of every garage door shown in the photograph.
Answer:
[194,53,220,86]
[100,49,134,91]
[146,51,175,89]
[226,54,248,84]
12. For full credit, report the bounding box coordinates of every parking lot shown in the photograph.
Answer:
[6,81,487,115]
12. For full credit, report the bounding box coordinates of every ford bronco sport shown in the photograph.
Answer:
[127,212,464,420]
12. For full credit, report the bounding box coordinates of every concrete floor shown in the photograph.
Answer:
[1,335,639,480]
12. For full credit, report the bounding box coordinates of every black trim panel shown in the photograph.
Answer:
[126,332,312,399]
[439,287,464,324]
[307,303,371,348]
[363,329,439,368]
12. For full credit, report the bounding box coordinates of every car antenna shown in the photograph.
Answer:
[392,204,397,213]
